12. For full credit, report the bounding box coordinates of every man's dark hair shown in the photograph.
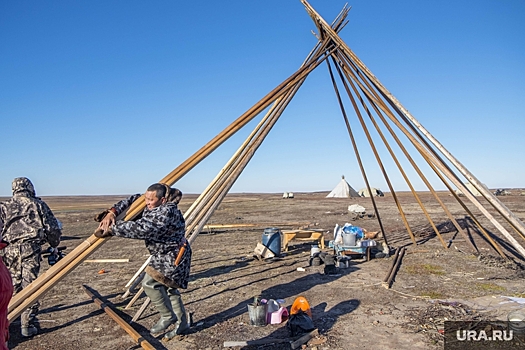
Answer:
[147,183,168,200]
[147,183,183,204]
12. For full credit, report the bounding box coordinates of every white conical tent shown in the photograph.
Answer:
[326,176,359,198]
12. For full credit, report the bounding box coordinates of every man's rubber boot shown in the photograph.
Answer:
[163,292,190,340]
[21,308,38,337]
[143,275,176,334]
[21,325,37,338]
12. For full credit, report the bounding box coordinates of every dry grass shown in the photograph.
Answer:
[404,263,446,276]
[419,290,445,299]
[474,282,506,293]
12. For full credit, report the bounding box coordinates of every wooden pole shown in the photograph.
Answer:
[84,259,129,263]
[83,285,155,350]
[328,58,418,247]
[121,272,145,300]
[382,247,405,289]
[125,287,144,310]
[125,257,150,288]
[383,248,400,283]
[132,297,151,323]
[324,60,390,246]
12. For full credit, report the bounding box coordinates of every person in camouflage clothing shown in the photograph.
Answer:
[95,183,191,339]
[0,177,62,338]
[0,227,13,350]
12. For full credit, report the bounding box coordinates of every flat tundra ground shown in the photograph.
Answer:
[4,191,525,350]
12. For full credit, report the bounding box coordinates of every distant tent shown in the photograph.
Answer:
[358,187,384,197]
[455,182,486,197]
[326,176,359,198]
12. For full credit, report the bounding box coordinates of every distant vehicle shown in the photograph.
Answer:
[494,189,511,196]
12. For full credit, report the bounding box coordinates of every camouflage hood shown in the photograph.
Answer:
[12,177,36,198]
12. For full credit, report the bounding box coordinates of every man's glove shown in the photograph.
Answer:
[94,226,114,238]
[94,210,110,222]
[45,247,65,266]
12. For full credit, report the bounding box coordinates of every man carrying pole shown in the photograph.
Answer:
[95,183,191,340]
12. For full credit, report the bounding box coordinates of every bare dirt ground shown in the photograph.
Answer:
[4,190,525,350]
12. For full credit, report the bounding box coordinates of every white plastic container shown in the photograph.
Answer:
[508,310,525,335]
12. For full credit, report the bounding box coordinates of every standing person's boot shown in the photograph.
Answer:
[142,274,175,334]
[163,290,190,340]
[20,308,37,337]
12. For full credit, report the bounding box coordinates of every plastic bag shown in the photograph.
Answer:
[286,310,315,336]
[342,224,364,239]
[333,224,343,245]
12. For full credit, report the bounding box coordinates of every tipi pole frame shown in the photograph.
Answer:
[339,51,505,256]
[304,3,520,258]
[324,58,389,246]
[341,53,477,252]
[125,286,145,310]
[333,53,448,249]
[301,0,525,258]
[337,52,501,255]
[329,57,417,246]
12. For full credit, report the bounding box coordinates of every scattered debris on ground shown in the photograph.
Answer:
[404,300,492,346]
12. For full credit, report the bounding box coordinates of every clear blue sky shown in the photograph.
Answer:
[1,1,524,196]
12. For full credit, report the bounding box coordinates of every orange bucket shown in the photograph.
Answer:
[290,296,312,318]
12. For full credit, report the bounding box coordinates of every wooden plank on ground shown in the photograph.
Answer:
[290,329,319,349]
[223,329,319,349]
[83,284,155,350]
[84,259,130,263]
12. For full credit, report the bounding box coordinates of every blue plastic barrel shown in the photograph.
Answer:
[262,228,281,255]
